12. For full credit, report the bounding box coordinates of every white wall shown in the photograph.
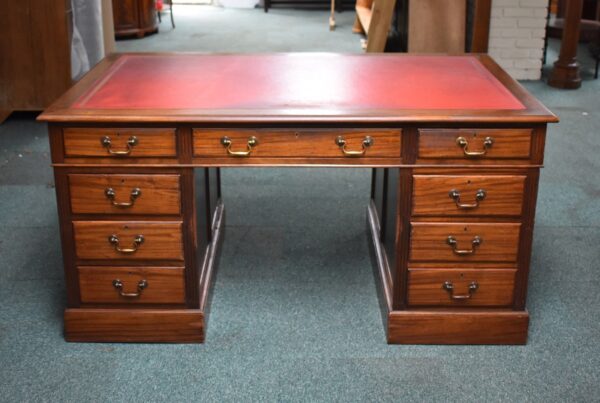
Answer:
[488,0,548,80]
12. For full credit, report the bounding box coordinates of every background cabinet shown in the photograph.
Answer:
[0,0,72,122]
[112,0,158,38]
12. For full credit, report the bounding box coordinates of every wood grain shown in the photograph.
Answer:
[64,308,204,342]
[418,128,532,159]
[387,310,528,344]
[193,129,401,159]
[73,221,184,260]
[69,174,181,215]
[412,175,526,217]
[78,266,185,304]
[64,128,177,158]
[408,268,516,306]
[409,222,521,263]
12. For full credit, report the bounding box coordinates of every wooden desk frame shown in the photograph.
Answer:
[39,53,557,344]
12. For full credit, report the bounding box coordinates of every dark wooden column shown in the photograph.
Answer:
[548,0,585,89]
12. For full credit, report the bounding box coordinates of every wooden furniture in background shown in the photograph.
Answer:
[549,0,600,42]
[39,53,557,344]
[353,0,396,52]
[102,0,117,54]
[0,0,72,123]
[157,0,175,28]
[407,0,466,53]
[470,0,493,53]
[264,0,354,12]
[549,0,585,88]
[355,0,492,53]
[112,0,158,38]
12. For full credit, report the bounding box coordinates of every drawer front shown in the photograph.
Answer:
[78,266,185,304]
[412,175,526,216]
[418,129,532,159]
[69,174,181,215]
[410,222,521,263]
[408,268,516,307]
[73,221,184,260]
[193,129,401,159]
[63,128,177,158]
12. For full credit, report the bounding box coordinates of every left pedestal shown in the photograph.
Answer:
[50,126,222,343]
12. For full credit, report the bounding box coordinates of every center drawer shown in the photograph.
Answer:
[78,266,185,304]
[73,221,184,261]
[193,129,402,159]
[69,174,181,215]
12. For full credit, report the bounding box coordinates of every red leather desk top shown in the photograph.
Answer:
[73,54,525,111]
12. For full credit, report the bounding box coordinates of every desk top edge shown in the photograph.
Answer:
[38,52,558,124]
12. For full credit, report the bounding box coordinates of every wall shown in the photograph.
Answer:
[488,0,548,80]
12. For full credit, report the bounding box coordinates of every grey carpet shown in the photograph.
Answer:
[1,6,599,401]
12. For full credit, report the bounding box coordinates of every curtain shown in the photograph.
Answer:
[71,0,105,80]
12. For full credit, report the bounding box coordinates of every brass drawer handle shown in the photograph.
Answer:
[101,135,138,156]
[335,136,373,156]
[220,136,258,156]
[105,187,141,208]
[449,189,486,209]
[108,234,144,254]
[446,235,482,255]
[112,279,148,298]
[456,136,493,157]
[442,280,478,300]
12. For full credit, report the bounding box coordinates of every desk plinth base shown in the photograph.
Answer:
[64,201,225,343]
[367,202,529,345]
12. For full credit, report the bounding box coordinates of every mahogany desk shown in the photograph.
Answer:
[39,53,557,344]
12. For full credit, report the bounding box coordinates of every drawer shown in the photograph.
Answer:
[69,174,181,215]
[73,221,184,261]
[408,268,516,307]
[410,222,521,263]
[78,266,185,304]
[63,128,177,158]
[412,175,526,216]
[418,129,532,159]
[193,129,401,159]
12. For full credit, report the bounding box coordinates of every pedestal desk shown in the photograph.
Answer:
[39,53,557,344]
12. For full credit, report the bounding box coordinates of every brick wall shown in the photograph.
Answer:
[488,0,548,80]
